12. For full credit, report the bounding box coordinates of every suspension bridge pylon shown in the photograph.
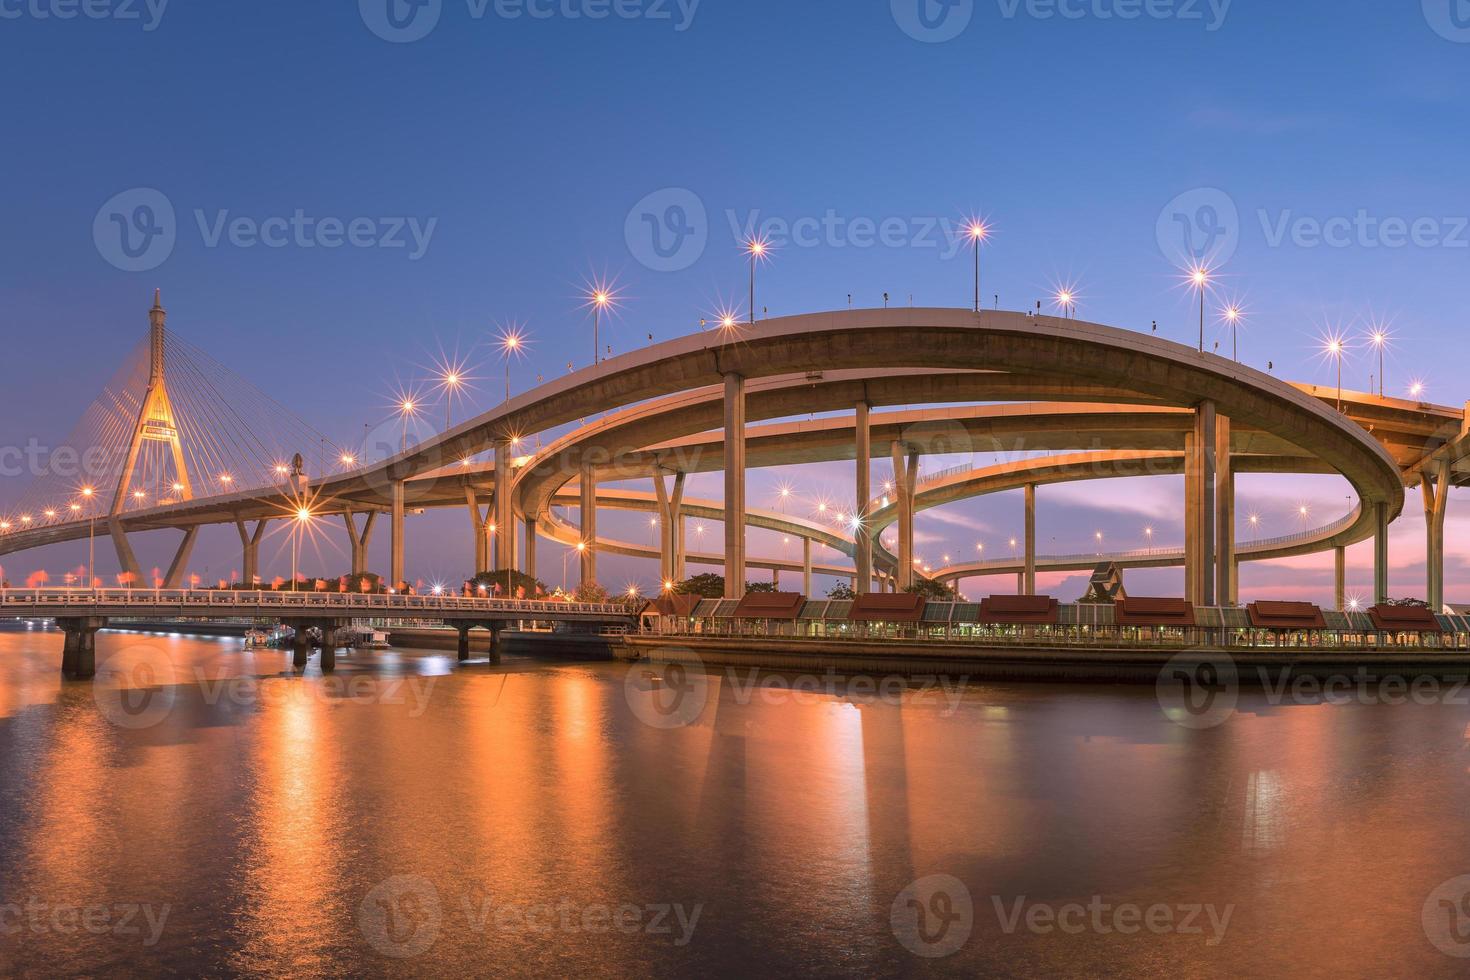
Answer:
[112,289,194,517]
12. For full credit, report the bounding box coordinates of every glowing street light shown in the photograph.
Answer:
[965,220,990,313]
[585,282,617,366]
[1321,333,1348,411]
[1221,304,1244,361]
[1365,327,1390,397]
[340,453,357,468]
[291,504,312,592]
[744,237,770,326]
[497,326,527,404]
[1054,289,1076,319]
[1188,265,1213,352]
[78,486,97,588]
[1409,379,1426,399]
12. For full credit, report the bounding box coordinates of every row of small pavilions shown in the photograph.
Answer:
[639,593,1470,647]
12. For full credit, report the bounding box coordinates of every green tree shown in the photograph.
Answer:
[677,573,726,598]
[745,581,777,594]
[827,582,857,600]
[905,579,956,601]
[468,569,549,598]
[573,581,611,603]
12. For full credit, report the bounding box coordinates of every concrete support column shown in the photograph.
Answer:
[1334,546,1347,611]
[1423,463,1451,611]
[524,517,538,582]
[1374,501,1390,606]
[1023,483,1037,596]
[772,567,780,588]
[109,517,143,587]
[320,620,340,673]
[579,461,597,588]
[341,512,376,579]
[723,373,747,598]
[494,446,515,573]
[58,617,106,679]
[390,480,406,589]
[237,519,269,587]
[1215,417,1235,606]
[854,401,873,594]
[891,444,919,590]
[292,624,311,670]
[1185,403,1218,606]
[466,489,489,574]
[802,537,813,597]
[653,470,687,586]
[163,527,198,590]
[456,624,472,663]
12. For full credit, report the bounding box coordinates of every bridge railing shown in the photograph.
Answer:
[0,588,631,617]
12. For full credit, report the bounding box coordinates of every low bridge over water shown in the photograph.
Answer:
[0,589,635,678]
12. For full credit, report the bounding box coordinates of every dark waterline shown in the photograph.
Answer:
[1,625,1468,977]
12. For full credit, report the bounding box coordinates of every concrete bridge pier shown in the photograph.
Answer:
[802,537,813,597]
[653,469,687,587]
[1335,546,1347,610]
[466,489,489,574]
[890,444,919,590]
[723,373,747,598]
[110,517,143,586]
[163,527,199,590]
[343,511,377,578]
[1215,418,1236,605]
[1374,502,1390,605]
[58,616,107,679]
[854,401,872,594]
[494,443,515,573]
[580,462,597,587]
[524,516,538,581]
[237,518,270,586]
[1184,403,1219,607]
[292,626,312,670]
[1023,483,1037,596]
[391,480,406,589]
[319,621,347,673]
[453,621,502,664]
[1423,463,1451,610]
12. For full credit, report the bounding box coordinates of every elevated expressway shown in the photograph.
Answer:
[3,309,1465,606]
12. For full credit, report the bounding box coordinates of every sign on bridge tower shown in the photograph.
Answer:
[111,289,194,516]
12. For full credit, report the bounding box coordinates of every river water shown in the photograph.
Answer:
[1,625,1468,977]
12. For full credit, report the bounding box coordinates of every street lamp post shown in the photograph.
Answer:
[967,221,989,313]
[293,506,311,593]
[591,291,610,365]
[745,238,768,326]
[1190,266,1212,352]
[1223,305,1242,361]
[1368,329,1387,397]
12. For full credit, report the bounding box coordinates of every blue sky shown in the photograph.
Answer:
[1,0,1466,601]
